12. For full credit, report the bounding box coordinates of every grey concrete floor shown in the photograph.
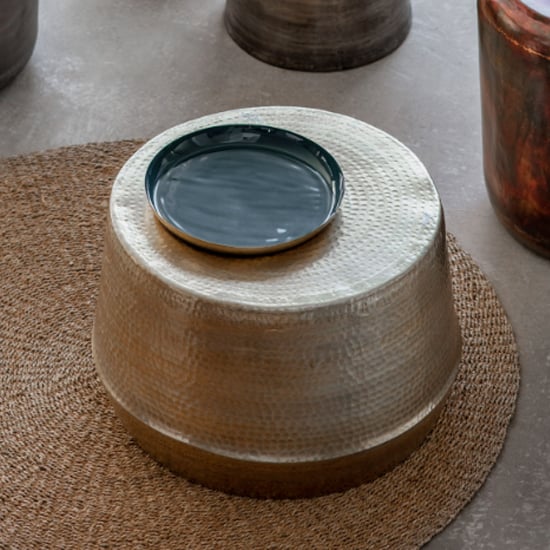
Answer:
[1,1,549,548]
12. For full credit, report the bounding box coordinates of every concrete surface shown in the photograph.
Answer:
[1,0,549,547]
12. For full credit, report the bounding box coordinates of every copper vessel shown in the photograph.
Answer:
[478,0,550,256]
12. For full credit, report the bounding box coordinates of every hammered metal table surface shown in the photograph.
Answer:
[108,107,443,306]
[92,107,460,477]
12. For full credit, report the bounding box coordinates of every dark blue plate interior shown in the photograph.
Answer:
[145,124,345,254]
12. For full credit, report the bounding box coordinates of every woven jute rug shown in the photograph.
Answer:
[0,141,520,549]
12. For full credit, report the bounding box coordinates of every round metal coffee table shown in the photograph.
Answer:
[92,106,461,498]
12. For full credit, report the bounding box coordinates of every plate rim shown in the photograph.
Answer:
[144,123,345,255]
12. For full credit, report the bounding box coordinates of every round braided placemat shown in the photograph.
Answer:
[0,141,520,549]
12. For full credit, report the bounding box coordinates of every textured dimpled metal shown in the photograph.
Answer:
[92,107,461,497]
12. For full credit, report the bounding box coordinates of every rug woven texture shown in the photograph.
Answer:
[0,141,520,549]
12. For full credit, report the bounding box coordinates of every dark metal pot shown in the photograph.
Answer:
[0,0,38,89]
[225,0,412,71]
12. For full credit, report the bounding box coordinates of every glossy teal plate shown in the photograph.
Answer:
[145,124,344,255]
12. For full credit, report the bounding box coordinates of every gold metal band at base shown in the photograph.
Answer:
[107,388,449,499]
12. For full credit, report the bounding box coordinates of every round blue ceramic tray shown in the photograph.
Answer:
[145,124,344,255]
